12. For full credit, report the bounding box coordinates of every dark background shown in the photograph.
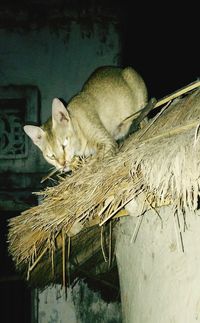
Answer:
[119,2,199,99]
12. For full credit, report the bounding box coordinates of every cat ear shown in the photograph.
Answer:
[24,125,45,149]
[52,98,70,128]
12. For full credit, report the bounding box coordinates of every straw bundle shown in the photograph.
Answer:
[7,85,200,287]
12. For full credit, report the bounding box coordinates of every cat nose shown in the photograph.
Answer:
[58,158,65,166]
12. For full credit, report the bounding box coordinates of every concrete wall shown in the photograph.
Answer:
[116,205,200,323]
[36,281,122,323]
[36,285,76,323]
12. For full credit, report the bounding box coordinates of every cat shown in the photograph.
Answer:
[24,66,148,172]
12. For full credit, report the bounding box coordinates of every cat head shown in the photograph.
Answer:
[24,98,76,172]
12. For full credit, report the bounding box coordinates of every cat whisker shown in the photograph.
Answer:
[40,167,59,183]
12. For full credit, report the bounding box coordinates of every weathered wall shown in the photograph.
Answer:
[36,281,122,323]
[116,204,200,323]
[72,280,122,323]
[36,285,76,323]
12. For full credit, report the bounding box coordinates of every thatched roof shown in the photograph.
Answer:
[7,82,200,289]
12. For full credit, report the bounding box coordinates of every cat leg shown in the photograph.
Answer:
[79,110,119,159]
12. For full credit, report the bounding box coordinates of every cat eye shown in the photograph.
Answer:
[46,154,56,160]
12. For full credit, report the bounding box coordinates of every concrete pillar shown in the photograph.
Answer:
[116,204,200,323]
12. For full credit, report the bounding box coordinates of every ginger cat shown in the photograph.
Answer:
[24,66,148,172]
